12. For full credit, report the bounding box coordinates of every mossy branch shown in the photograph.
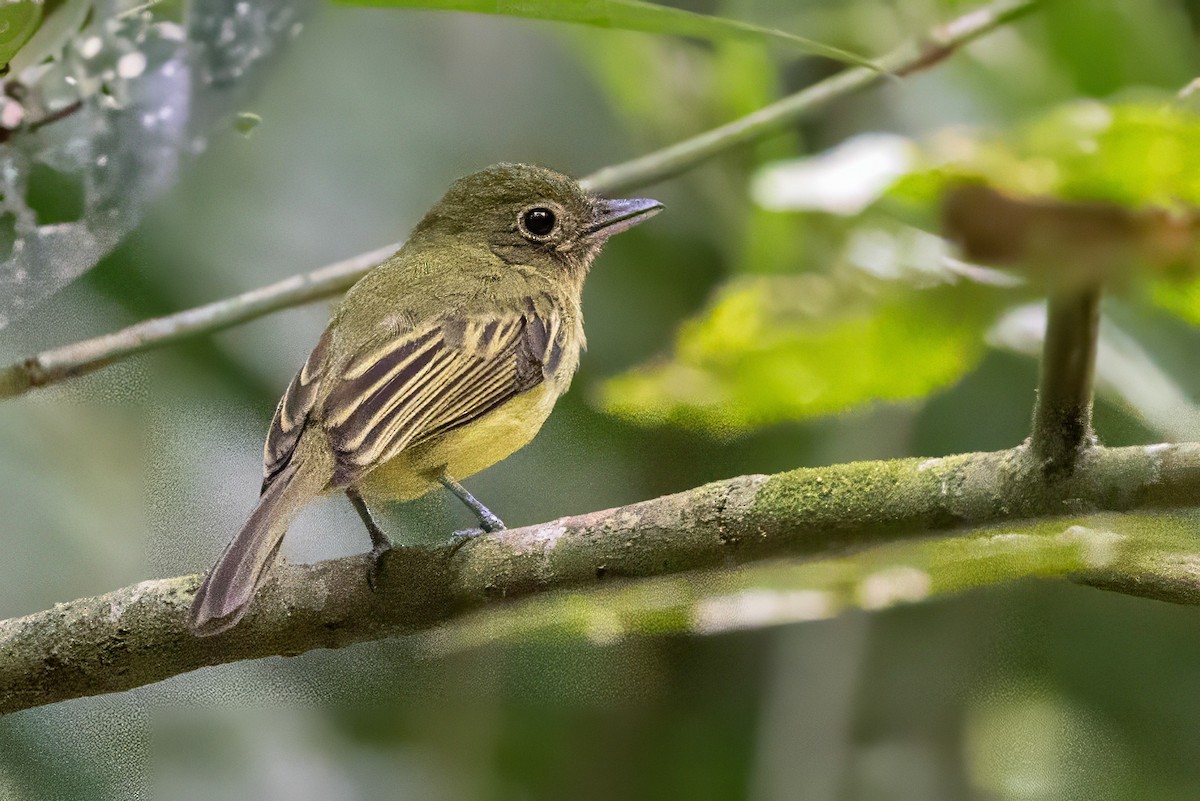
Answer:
[0,0,1039,400]
[3,440,1199,715]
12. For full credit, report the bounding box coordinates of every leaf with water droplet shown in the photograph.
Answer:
[0,0,313,331]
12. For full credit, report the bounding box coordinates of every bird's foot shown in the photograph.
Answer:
[446,527,491,558]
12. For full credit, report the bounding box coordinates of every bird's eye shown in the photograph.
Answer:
[521,207,557,238]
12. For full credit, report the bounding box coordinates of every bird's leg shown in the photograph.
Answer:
[346,487,392,552]
[439,473,506,535]
[346,487,392,590]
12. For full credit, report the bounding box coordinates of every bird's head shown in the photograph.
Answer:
[411,163,663,279]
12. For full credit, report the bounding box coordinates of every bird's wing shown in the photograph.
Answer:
[319,304,565,487]
[262,326,333,492]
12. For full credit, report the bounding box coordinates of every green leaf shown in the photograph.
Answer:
[334,0,877,70]
[598,226,1005,433]
[7,0,88,74]
[0,0,43,69]
[421,511,1200,652]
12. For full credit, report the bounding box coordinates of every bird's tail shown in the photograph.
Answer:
[188,460,325,636]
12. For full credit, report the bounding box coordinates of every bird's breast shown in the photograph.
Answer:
[356,376,568,504]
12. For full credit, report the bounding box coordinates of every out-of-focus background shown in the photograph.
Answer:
[3,0,1200,798]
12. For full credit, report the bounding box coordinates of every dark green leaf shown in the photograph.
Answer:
[334,0,878,69]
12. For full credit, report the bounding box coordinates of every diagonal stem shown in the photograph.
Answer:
[582,0,1039,195]
[0,244,398,399]
[0,0,1041,401]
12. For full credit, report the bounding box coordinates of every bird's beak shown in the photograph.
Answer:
[586,197,664,238]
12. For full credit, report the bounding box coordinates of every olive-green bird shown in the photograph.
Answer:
[188,163,663,636]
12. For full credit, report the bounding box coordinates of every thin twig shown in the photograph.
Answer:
[0,244,398,398]
[2,438,1198,715]
[1031,284,1102,472]
[0,0,1040,401]
[583,0,1039,194]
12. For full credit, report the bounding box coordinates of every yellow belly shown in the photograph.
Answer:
[357,382,560,503]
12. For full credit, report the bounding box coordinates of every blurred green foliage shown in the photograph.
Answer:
[2,0,1200,799]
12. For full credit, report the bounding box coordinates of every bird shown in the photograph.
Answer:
[188,163,663,635]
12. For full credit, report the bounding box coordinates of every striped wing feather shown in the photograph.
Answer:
[322,308,563,487]
[262,326,332,491]
[260,304,564,492]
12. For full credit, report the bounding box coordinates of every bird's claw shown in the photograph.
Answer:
[367,541,392,591]
[479,513,506,534]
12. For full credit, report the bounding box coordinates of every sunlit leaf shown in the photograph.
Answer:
[884,101,1200,246]
[336,0,878,69]
[965,683,1133,798]
[598,226,1007,433]
[423,511,1200,652]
